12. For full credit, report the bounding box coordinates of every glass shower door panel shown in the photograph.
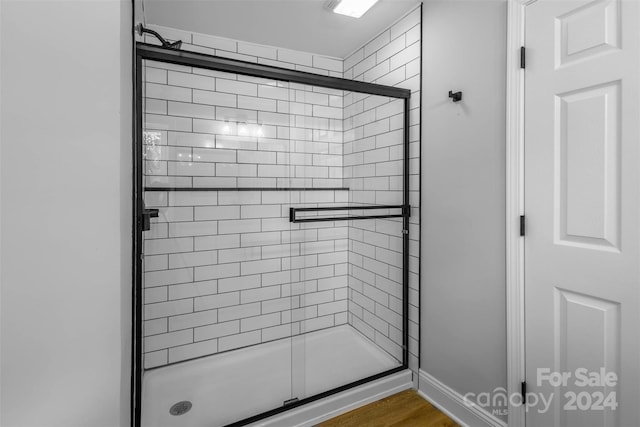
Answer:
[343,92,406,380]
[289,88,406,402]
[284,82,348,402]
[343,91,406,373]
[140,58,296,426]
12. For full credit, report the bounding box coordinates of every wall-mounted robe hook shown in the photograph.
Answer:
[448,90,462,102]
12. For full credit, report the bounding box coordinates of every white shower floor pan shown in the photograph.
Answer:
[142,325,399,427]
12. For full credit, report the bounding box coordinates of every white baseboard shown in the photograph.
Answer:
[248,370,413,427]
[418,370,507,427]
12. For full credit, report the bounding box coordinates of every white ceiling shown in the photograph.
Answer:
[142,0,421,58]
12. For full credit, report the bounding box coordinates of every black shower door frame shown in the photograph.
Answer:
[132,42,411,427]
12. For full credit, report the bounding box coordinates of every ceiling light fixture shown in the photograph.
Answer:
[327,0,379,18]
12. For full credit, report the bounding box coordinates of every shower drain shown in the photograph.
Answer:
[169,401,192,416]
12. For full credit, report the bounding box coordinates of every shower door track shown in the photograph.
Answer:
[133,42,411,427]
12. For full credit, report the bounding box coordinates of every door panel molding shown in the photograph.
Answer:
[552,288,621,427]
[555,0,621,69]
[554,80,621,252]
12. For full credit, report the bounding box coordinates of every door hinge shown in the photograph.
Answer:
[520,46,526,69]
[520,215,525,236]
[521,381,527,400]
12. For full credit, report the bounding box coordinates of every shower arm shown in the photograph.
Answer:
[135,23,182,50]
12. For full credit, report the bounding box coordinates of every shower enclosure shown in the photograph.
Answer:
[133,42,410,427]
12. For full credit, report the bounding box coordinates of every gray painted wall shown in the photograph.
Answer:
[420,0,508,418]
[0,1,131,425]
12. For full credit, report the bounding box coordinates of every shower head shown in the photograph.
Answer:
[135,23,182,50]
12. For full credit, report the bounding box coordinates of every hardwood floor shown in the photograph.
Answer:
[315,389,459,427]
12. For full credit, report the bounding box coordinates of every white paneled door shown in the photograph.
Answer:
[524,0,640,426]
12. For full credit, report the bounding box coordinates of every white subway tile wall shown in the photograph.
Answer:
[143,189,350,367]
[141,32,350,367]
[140,4,420,373]
[142,60,343,190]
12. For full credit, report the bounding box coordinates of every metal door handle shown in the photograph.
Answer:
[141,208,159,231]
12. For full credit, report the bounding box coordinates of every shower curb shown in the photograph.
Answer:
[247,370,413,427]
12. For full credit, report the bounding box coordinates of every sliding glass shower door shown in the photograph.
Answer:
[288,89,406,404]
[139,58,302,426]
[134,43,410,427]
